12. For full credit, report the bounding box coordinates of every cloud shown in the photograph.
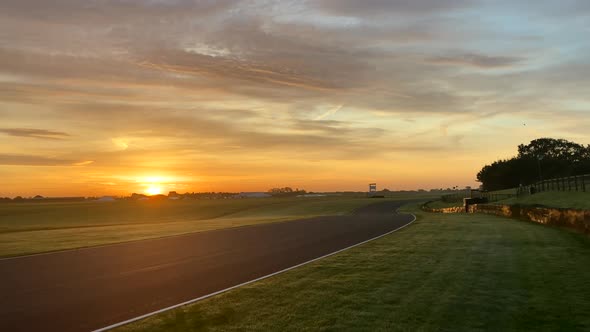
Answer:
[52,103,442,162]
[426,53,525,68]
[0,154,75,166]
[0,6,478,113]
[315,105,343,120]
[315,0,471,16]
[138,48,344,92]
[0,128,70,140]
[0,0,239,24]
[73,160,94,166]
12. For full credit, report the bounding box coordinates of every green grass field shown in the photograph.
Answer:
[488,187,518,195]
[497,191,590,210]
[115,203,590,332]
[0,193,437,257]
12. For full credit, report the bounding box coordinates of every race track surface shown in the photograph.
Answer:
[0,200,414,332]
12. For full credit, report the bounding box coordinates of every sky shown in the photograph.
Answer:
[1,0,589,196]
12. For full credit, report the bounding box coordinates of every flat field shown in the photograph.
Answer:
[0,192,435,257]
[497,191,590,210]
[116,203,590,332]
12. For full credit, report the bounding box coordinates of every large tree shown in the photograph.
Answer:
[517,138,590,162]
[477,138,590,191]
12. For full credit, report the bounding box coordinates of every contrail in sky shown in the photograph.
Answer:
[315,105,343,120]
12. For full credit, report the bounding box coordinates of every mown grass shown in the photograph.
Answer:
[497,191,590,210]
[0,199,284,232]
[488,187,518,195]
[0,194,435,257]
[116,204,590,332]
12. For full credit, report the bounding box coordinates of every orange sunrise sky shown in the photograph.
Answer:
[1,0,590,196]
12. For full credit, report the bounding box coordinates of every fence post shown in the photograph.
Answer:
[545,180,548,192]
[561,177,565,191]
[575,176,578,191]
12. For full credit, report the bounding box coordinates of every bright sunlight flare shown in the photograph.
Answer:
[145,186,163,196]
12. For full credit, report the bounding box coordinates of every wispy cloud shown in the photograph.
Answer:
[0,154,73,166]
[315,105,343,120]
[315,0,471,16]
[0,128,70,140]
[426,53,525,69]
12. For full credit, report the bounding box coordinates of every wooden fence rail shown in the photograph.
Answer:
[517,174,589,196]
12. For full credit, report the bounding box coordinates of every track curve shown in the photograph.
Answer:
[0,200,414,332]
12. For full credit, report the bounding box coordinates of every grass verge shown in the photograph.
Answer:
[115,203,590,332]
[497,191,590,210]
[488,187,518,195]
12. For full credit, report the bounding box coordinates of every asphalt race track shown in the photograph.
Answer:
[0,200,415,332]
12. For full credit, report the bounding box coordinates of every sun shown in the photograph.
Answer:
[145,185,163,196]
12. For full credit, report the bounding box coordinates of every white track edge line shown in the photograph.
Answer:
[92,211,416,332]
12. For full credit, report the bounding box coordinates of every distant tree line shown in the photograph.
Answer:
[477,138,590,191]
[0,196,87,203]
[267,187,307,197]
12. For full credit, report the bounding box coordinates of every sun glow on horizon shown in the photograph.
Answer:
[145,185,163,196]
[136,175,172,196]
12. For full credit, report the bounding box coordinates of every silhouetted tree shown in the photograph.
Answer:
[267,187,306,197]
[518,138,590,162]
[477,138,590,191]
